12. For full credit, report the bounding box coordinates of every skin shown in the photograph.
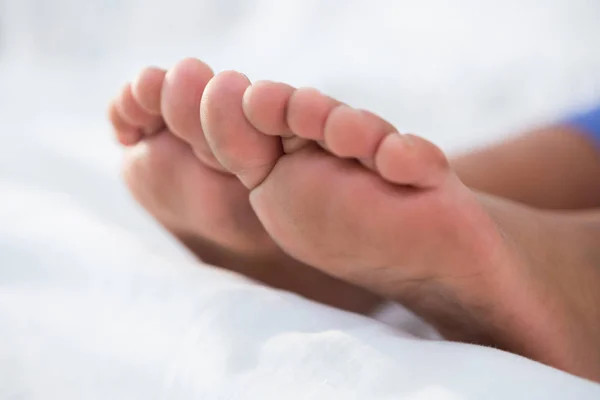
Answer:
[109,58,600,381]
[110,61,382,314]
[452,125,600,210]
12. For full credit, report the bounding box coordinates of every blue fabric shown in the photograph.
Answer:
[566,104,600,145]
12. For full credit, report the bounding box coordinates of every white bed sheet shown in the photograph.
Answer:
[1,0,600,398]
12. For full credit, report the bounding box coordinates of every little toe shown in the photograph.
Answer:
[109,100,142,146]
[375,133,450,188]
[202,71,283,190]
[115,83,164,135]
[161,58,224,171]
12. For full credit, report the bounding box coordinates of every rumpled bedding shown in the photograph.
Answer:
[1,0,600,398]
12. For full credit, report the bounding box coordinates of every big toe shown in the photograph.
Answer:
[201,71,283,189]
[161,58,225,171]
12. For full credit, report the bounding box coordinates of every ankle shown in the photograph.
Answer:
[511,210,600,380]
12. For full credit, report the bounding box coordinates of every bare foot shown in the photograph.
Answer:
[108,58,381,314]
[200,72,600,380]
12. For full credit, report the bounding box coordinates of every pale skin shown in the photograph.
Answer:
[109,58,600,381]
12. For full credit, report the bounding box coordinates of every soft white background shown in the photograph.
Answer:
[1,0,600,398]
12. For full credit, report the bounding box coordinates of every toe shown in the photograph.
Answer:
[243,80,313,154]
[202,71,283,190]
[115,83,163,135]
[131,66,166,115]
[242,80,295,136]
[161,58,224,171]
[324,106,396,159]
[375,133,450,188]
[286,88,342,141]
[108,100,142,146]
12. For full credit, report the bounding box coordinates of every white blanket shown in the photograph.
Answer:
[1,0,600,398]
